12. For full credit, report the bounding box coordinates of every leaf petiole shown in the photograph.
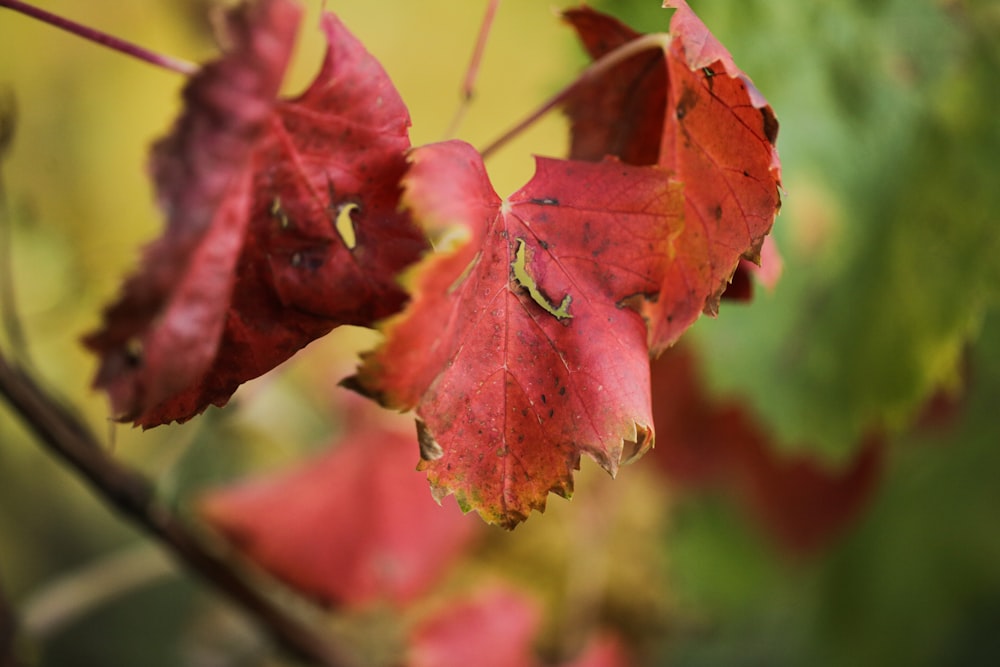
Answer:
[479,31,671,160]
[0,0,198,75]
[443,0,501,139]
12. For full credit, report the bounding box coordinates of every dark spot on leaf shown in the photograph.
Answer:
[541,394,547,404]
[761,107,779,144]
[538,240,549,250]
[743,170,751,177]
[548,408,554,419]
[289,249,325,271]
[124,339,143,368]
[676,86,698,121]
[559,386,566,396]
[530,197,559,206]
[714,204,723,221]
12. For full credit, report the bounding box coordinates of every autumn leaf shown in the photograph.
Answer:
[407,582,628,667]
[84,0,424,426]
[407,584,541,667]
[649,345,883,556]
[349,140,685,527]
[563,1,781,350]
[721,235,782,302]
[560,635,632,667]
[199,396,479,607]
[349,2,780,528]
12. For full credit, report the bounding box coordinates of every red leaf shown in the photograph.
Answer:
[348,3,779,528]
[407,585,541,667]
[199,400,479,607]
[349,140,683,527]
[721,235,783,302]
[83,0,300,423]
[84,0,425,426]
[560,635,631,667]
[560,8,660,166]
[563,2,782,350]
[649,346,884,556]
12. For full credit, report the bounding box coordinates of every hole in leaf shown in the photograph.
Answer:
[335,202,359,250]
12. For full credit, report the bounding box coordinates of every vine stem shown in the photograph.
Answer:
[479,31,671,160]
[443,0,501,139]
[0,354,354,667]
[0,0,197,75]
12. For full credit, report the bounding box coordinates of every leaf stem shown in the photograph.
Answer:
[443,0,501,139]
[0,0,197,76]
[479,31,671,160]
[0,353,354,667]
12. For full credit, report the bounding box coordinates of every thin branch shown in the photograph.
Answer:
[0,88,31,369]
[443,0,501,139]
[0,354,354,667]
[0,0,197,75]
[21,543,176,639]
[479,31,671,160]
[0,576,22,667]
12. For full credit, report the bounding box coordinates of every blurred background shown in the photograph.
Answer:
[1,0,998,665]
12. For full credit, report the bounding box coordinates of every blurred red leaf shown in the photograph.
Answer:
[649,346,884,556]
[199,400,479,607]
[84,0,425,426]
[407,584,541,667]
[563,2,781,349]
[561,634,631,667]
[349,140,683,527]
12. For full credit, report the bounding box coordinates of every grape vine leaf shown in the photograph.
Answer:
[348,140,683,528]
[563,1,782,350]
[408,585,541,667]
[83,0,425,426]
[349,2,781,528]
[199,397,479,607]
[649,345,884,555]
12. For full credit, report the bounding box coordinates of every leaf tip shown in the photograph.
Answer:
[624,422,655,465]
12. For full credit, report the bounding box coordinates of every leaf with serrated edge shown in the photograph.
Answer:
[350,140,682,527]
[563,1,781,351]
